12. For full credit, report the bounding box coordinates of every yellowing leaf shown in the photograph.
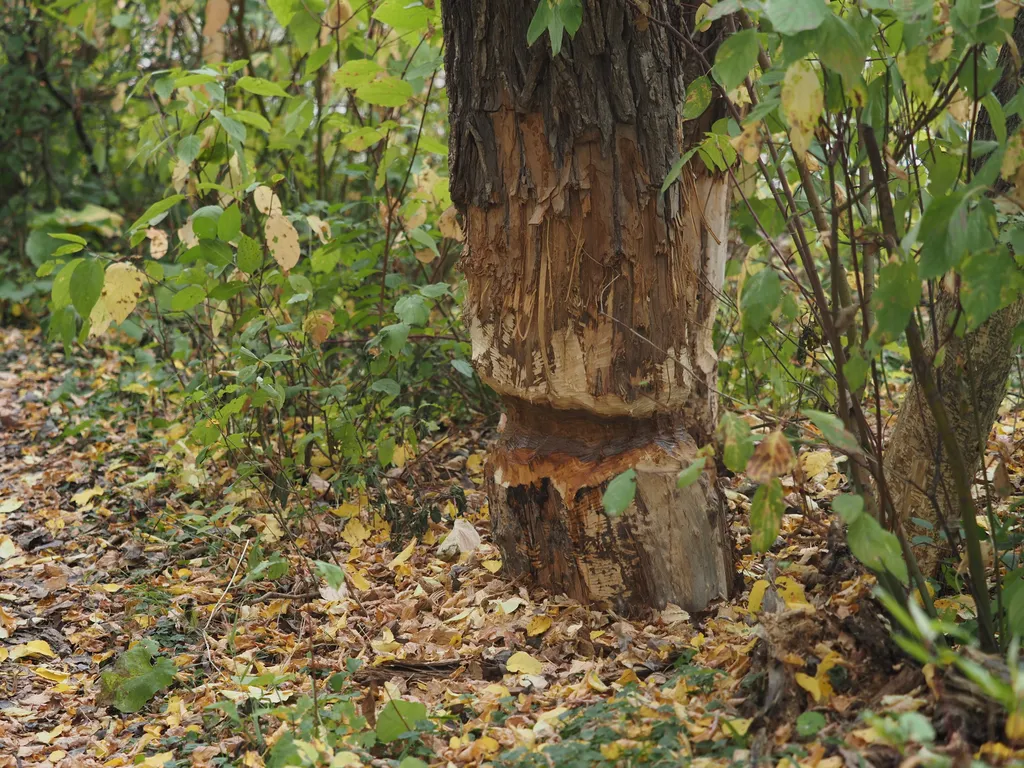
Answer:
[746,431,796,484]
[0,498,24,513]
[0,537,16,560]
[506,651,544,675]
[253,185,282,216]
[799,450,834,479]
[1002,130,1024,181]
[781,60,823,157]
[72,486,104,507]
[586,669,609,692]
[139,752,173,768]
[797,651,842,702]
[481,559,502,573]
[10,640,55,660]
[527,615,552,637]
[265,215,300,273]
[387,537,417,569]
[146,228,169,260]
[89,263,146,336]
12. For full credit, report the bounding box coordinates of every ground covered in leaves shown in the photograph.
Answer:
[1,325,1022,768]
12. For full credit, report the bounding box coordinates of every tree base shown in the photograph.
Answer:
[487,403,733,615]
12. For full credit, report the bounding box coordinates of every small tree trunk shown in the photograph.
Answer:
[442,0,732,613]
[885,297,1023,575]
[885,14,1024,575]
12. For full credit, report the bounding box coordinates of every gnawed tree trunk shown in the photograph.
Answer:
[885,14,1024,576]
[442,1,732,613]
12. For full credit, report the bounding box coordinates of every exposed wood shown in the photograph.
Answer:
[442,0,732,612]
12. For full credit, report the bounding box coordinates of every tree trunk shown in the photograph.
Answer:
[442,0,732,613]
[884,14,1024,575]
[885,297,1023,575]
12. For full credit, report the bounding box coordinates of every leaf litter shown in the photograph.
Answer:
[0,325,1022,767]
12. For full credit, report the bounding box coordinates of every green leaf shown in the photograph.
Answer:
[356,76,413,107]
[372,0,434,32]
[97,638,176,714]
[816,15,867,84]
[52,258,83,309]
[836,494,909,584]
[871,260,920,344]
[683,76,713,120]
[236,76,289,98]
[560,0,583,37]
[376,699,428,743]
[212,110,247,142]
[171,285,207,312]
[305,41,337,76]
[712,29,759,92]
[802,409,860,454]
[395,294,429,326]
[372,377,401,397]
[718,411,754,473]
[660,147,700,193]
[314,560,346,591]
[48,232,87,246]
[960,246,1023,329]
[229,110,273,133]
[334,59,383,89]
[765,0,828,35]
[128,195,185,233]
[919,192,965,279]
[676,460,706,490]
[603,469,637,517]
[740,267,781,335]
[379,323,410,355]
[236,234,263,274]
[218,203,242,242]
[267,0,297,27]
[750,478,784,553]
[176,135,202,165]
[796,711,827,738]
[70,258,106,319]
[527,1,553,46]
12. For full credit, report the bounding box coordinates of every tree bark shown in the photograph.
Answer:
[442,0,732,613]
[885,14,1024,575]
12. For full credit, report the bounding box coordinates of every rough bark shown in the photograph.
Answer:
[885,297,1024,575]
[442,0,732,613]
[884,15,1024,575]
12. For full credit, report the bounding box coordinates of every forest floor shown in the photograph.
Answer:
[0,324,1022,768]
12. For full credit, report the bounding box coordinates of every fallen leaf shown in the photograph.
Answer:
[506,651,544,675]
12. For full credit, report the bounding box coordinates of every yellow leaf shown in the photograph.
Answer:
[0,537,16,560]
[481,559,502,573]
[332,503,359,518]
[341,517,370,546]
[387,537,417,569]
[33,667,70,683]
[10,640,55,660]
[88,263,146,337]
[799,450,834,479]
[94,583,123,593]
[1002,130,1024,181]
[0,498,24,514]
[506,651,544,675]
[795,672,823,701]
[72,486,104,507]
[526,615,552,637]
[777,576,814,612]
[265,214,300,273]
[139,752,174,768]
[146,228,169,260]
[781,60,823,157]
[586,669,609,692]
[466,454,483,475]
[748,579,770,613]
[345,565,371,590]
